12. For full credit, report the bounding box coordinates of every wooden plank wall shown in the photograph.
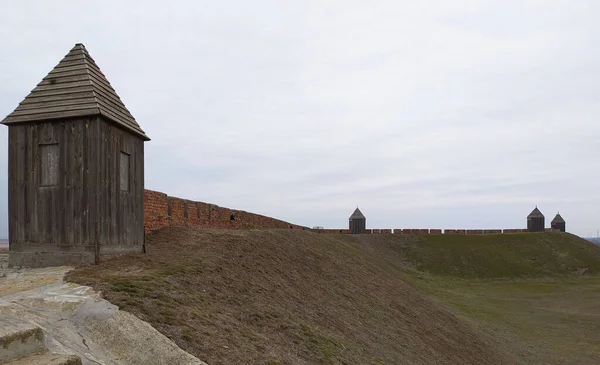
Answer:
[92,117,144,254]
[9,120,88,251]
[8,117,145,257]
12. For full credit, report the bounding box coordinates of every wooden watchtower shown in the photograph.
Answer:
[349,207,366,234]
[551,213,566,232]
[527,206,545,233]
[2,44,150,267]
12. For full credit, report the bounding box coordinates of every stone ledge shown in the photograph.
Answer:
[8,252,94,269]
[4,352,82,365]
[0,316,46,363]
[1,254,8,270]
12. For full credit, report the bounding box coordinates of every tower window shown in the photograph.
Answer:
[40,143,59,187]
[120,152,130,191]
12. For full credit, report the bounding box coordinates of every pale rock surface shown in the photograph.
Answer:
[0,255,207,365]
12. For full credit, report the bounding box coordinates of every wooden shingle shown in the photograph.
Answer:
[349,207,366,220]
[2,43,149,141]
[551,213,565,224]
[527,207,544,219]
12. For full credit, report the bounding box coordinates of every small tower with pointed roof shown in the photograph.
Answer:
[349,207,366,234]
[2,44,150,267]
[527,206,545,232]
[551,213,566,232]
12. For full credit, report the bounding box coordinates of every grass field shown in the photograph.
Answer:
[67,229,600,364]
[349,232,600,364]
[407,275,600,365]
[350,232,600,278]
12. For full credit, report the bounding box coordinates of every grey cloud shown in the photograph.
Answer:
[0,0,598,237]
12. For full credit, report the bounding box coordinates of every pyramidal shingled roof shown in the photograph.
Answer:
[527,206,545,219]
[1,43,149,141]
[349,207,366,220]
[552,213,565,224]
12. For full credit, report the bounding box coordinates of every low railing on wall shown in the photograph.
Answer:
[311,228,558,235]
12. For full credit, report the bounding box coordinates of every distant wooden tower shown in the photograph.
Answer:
[2,44,150,267]
[551,213,566,232]
[349,207,366,234]
[527,206,545,232]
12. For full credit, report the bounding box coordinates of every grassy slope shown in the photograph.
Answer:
[348,232,600,364]
[350,232,600,278]
[67,228,511,365]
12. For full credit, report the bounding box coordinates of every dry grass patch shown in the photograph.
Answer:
[67,228,510,365]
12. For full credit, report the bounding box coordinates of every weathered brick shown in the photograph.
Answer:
[144,189,307,234]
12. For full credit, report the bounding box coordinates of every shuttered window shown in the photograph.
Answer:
[40,144,59,187]
[120,152,130,191]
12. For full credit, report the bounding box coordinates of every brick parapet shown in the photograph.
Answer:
[144,189,543,236]
[144,189,306,234]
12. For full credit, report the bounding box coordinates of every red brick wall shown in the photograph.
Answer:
[144,190,170,233]
[145,190,541,236]
[444,229,467,235]
[466,229,484,235]
[144,189,306,234]
[396,229,430,235]
[311,229,352,234]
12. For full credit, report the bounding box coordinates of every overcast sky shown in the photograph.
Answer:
[1,1,599,237]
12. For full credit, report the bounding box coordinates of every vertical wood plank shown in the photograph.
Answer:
[65,121,74,246]
[88,118,99,257]
[122,132,127,244]
[136,137,142,245]
[40,125,50,243]
[141,140,144,244]
[81,118,88,245]
[111,124,117,246]
[73,121,83,246]
[16,125,25,244]
[8,127,17,248]
[58,121,66,246]
[23,125,31,244]
[101,120,108,250]
[30,125,38,244]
